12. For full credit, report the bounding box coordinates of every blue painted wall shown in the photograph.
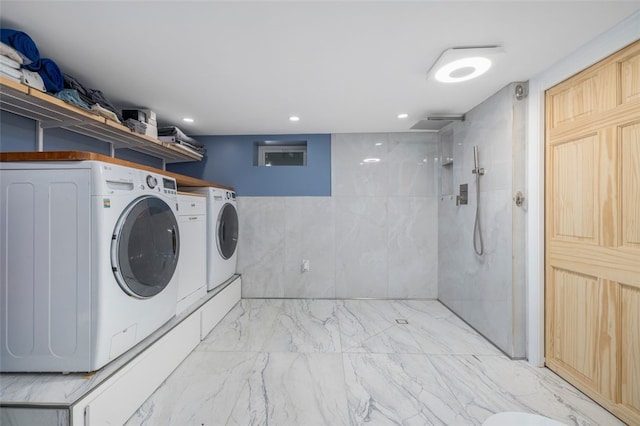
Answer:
[168,134,331,196]
[0,111,163,168]
[0,111,38,152]
[1,112,331,194]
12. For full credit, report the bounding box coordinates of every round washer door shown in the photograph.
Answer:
[217,203,238,260]
[111,195,180,298]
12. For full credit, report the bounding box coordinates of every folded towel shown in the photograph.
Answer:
[53,89,92,110]
[0,63,22,80]
[123,118,148,134]
[91,103,120,123]
[86,88,121,120]
[0,54,20,69]
[0,29,38,66]
[37,58,64,92]
[158,126,204,148]
[0,69,21,83]
[0,42,23,65]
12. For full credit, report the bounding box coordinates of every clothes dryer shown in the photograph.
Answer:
[0,160,180,372]
[181,186,238,291]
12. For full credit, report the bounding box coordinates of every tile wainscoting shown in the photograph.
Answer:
[237,132,439,299]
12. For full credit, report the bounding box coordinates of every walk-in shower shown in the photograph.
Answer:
[438,82,527,359]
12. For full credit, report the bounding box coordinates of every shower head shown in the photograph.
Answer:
[410,114,465,131]
[426,115,465,121]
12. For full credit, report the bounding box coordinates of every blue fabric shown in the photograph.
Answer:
[37,58,64,92]
[0,28,63,92]
[53,89,92,110]
[0,29,39,66]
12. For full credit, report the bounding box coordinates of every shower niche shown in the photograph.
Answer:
[439,126,454,198]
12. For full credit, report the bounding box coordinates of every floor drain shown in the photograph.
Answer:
[395,319,408,325]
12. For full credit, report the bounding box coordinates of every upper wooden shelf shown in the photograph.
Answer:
[0,77,202,163]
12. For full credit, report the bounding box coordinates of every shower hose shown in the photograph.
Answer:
[473,172,484,256]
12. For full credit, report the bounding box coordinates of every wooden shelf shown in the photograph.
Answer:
[0,77,202,163]
[0,151,232,189]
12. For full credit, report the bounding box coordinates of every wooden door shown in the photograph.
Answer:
[545,39,640,425]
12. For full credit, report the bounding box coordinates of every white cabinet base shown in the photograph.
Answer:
[1,275,242,426]
[201,276,242,339]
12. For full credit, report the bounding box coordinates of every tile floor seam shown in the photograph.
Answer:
[220,351,262,426]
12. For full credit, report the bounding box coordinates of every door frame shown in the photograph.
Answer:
[525,10,640,367]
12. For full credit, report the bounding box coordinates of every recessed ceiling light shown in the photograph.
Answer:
[289,116,300,122]
[363,158,381,163]
[182,117,194,123]
[428,46,503,84]
[375,142,383,146]
[397,113,409,119]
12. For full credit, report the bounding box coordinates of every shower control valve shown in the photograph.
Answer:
[456,184,468,206]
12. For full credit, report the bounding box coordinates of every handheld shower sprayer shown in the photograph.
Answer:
[474,145,479,170]
[472,145,484,176]
[472,145,484,256]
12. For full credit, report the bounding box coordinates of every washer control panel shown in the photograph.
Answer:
[162,178,177,195]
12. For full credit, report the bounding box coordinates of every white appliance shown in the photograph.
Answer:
[182,186,238,291]
[175,192,207,314]
[0,160,180,372]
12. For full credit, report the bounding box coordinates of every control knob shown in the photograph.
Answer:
[146,175,157,189]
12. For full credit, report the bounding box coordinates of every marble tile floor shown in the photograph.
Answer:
[126,299,622,426]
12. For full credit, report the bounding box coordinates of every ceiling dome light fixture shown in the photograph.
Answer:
[397,113,409,119]
[289,116,300,122]
[363,158,381,163]
[435,57,492,83]
[182,117,194,123]
[428,46,504,84]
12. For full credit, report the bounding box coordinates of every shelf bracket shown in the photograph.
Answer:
[36,120,43,151]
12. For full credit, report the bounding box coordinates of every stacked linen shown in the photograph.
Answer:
[0,48,22,82]
[158,126,206,155]
[0,29,63,93]
[122,118,148,134]
[62,73,122,122]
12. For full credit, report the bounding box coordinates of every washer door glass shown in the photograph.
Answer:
[217,203,238,260]
[112,196,180,298]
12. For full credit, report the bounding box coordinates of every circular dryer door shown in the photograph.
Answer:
[217,203,238,260]
[112,196,180,298]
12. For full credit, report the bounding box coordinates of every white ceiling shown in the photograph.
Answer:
[2,1,639,135]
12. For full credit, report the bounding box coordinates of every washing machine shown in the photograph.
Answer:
[181,186,238,291]
[0,160,180,372]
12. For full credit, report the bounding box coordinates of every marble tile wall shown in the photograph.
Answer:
[437,82,527,358]
[238,132,439,299]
